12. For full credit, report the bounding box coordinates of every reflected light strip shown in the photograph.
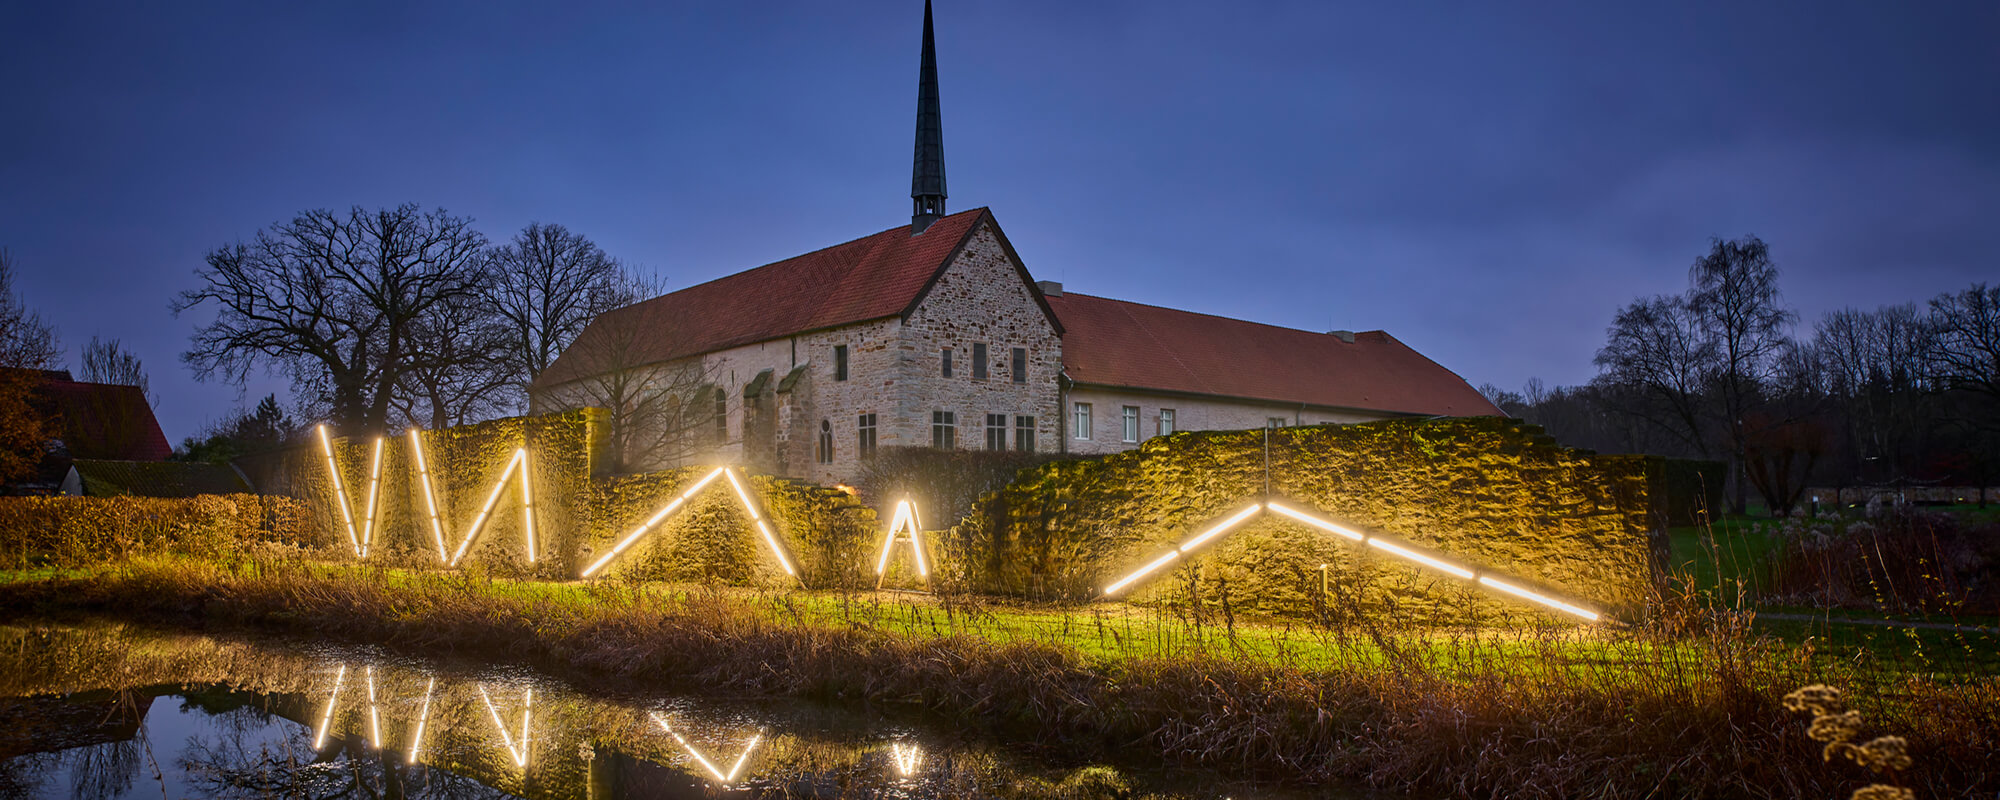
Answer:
[1364,536,1475,579]
[359,438,383,557]
[409,430,450,563]
[365,666,381,749]
[408,677,436,764]
[891,743,921,777]
[1479,575,1601,621]
[1177,504,1263,553]
[724,733,761,782]
[317,426,362,557]
[315,664,346,750]
[1266,501,1364,541]
[581,467,724,577]
[650,713,730,783]
[449,452,525,568]
[477,685,530,768]
[729,468,799,578]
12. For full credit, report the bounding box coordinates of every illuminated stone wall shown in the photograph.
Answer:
[586,467,878,588]
[942,416,1660,620]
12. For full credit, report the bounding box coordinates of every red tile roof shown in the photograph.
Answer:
[26,371,173,461]
[1047,293,1501,417]
[538,208,993,387]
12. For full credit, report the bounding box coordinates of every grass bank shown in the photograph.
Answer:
[2,556,1997,799]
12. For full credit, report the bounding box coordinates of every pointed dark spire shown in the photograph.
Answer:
[910,0,947,234]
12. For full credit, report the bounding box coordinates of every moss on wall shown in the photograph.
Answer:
[940,417,1659,620]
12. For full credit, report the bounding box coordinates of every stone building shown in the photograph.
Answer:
[533,1,1498,483]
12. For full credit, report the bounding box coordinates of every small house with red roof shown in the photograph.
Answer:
[533,2,1497,484]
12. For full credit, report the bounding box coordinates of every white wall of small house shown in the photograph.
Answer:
[1059,384,1390,455]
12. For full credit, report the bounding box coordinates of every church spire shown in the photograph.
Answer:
[910,0,947,234]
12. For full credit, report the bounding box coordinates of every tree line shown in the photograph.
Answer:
[1483,237,2000,516]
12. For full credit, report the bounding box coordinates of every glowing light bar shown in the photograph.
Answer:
[315,664,346,750]
[317,426,363,557]
[360,438,384,557]
[448,450,536,568]
[891,743,921,777]
[1267,501,1364,541]
[754,519,797,576]
[1364,536,1475,579]
[408,677,436,764]
[365,666,381,748]
[724,468,760,521]
[652,713,733,783]
[1103,550,1179,596]
[581,467,725,577]
[478,685,532,768]
[874,499,930,587]
[1479,575,1601,621]
[725,733,761,781]
[1177,504,1263,553]
[410,430,449,562]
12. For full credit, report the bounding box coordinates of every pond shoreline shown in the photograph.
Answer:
[2,557,1996,798]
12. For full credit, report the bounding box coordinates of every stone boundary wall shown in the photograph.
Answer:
[940,417,1660,620]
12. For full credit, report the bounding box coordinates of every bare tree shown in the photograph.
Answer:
[0,249,61,370]
[80,336,155,405]
[532,310,713,474]
[1593,294,1715,456]
[1687,236,1797,511]
[173,205,490,435]
[488,223,651,410]
[393,280,513,429]
[1927,283,2000,416]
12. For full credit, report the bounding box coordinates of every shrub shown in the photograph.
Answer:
[0,493,330,569]
[1761,509,2000,614]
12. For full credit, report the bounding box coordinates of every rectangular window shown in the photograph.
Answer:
[834,345,849,381]
[941,348,953,378]
[986,413,1007,451]
[1159,408,1176,436]
[857,413,877,459]
[1267,417,1287,429]
[1011,347,1026,384]
[1014,415,1035,452]
[972,343,988,380]
[931,410,956,449]
[1121,406,1140,442]
[1072,402,1092,440]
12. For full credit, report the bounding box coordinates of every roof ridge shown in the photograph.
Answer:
[1058,292,1381,342]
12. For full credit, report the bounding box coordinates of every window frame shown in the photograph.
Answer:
[931,410,956,449]
[941,347,952,378]
[1158,408,1176,436]
[1014,415,1035,452]
[972,342,988,380]
[1121,406,1140,443]
[815,419,834,464]
[834,345,849,381]
[1011,347,1026,384]
[857,412,877,459]
[1072,402,1092,440]
[986,413,1007,451]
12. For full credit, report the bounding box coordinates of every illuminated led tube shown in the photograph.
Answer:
[315,664,346,750]
[318,426,362,557]
[1478,575,1601,621]
[409,430,450,563]
[517,449,537,563]
[1177,504,1263,553]
[724,468,760,520]
[754,519,797,576]
[1364,536,1476,579]
[725,733,760,781]
[875,500,928,578]
[581,468,724,577]
[359,438,383,557]
[1266,501,1365,541]
[450,453,524,567]
[1104,550,1180,595]
[408,677,435,764]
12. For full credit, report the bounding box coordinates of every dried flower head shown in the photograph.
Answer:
[1808,710,1864,745]
[1849,784,1913,800]
[1784,684,1845,716]
[1849,736,1912,773]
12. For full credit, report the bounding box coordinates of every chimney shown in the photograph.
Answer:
[1036,281,1063,297]
[1329,330,1355,343]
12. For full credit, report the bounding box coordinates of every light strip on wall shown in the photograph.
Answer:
[726,468,800,580]
[409,430,449,563]
[317,426,362,557]
[1103,550,1180,596]
[1478,575,1601,621]
[407,676,436,764]
[359,439,384,557]
[580,467,725,577]
[1266,501,1365,541]
[874,499,929,585]
[315,664,346,750]
[1102,504,1260,596]
[518,449,537,564]
[448,450,533,568]
[1364,536,1476,579]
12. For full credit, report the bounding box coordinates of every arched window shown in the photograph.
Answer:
[816,419,834,464]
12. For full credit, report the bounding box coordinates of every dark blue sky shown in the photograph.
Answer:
[4,1,1995,440]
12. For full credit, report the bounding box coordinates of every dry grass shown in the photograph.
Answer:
[2,556,1996,799]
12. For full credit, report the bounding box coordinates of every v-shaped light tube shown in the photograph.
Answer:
[317,426,377,558]
[874,499,929,586]
[446,449,537,568]
[409,429,449,562]
[583,467,800,583]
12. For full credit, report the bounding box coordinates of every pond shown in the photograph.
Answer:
[0,622,1360,799]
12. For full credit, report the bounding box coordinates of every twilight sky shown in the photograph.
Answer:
[3,1,1996,441]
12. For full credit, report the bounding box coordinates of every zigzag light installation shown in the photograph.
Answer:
[650,713,761,785]
[1102,500,1603,622]
[314,663,440,761]
[403,435,538,568]
[874,499,930,590]
[580,467,801,584]
[477,685,533,768]
[317,426,384,557]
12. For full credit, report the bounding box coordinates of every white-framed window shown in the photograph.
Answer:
[1158,408,1176,436]
[1121,406,1140,442]
[986,413,1007,450]
[1072,402,1092,440]
[932,410,956,449]
[857,413,877,459]
[1267,417,1287,429]
[1014,415,1035,452]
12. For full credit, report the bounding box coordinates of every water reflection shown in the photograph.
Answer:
[0,623,1347,799]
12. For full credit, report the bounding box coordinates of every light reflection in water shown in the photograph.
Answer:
[892,741,922,777]
[648,711,761,785]
[477,684,533,768]
[313,663,345,750]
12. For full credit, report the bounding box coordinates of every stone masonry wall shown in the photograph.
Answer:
[942,416,1658,621]
[1063,384,1386,456]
